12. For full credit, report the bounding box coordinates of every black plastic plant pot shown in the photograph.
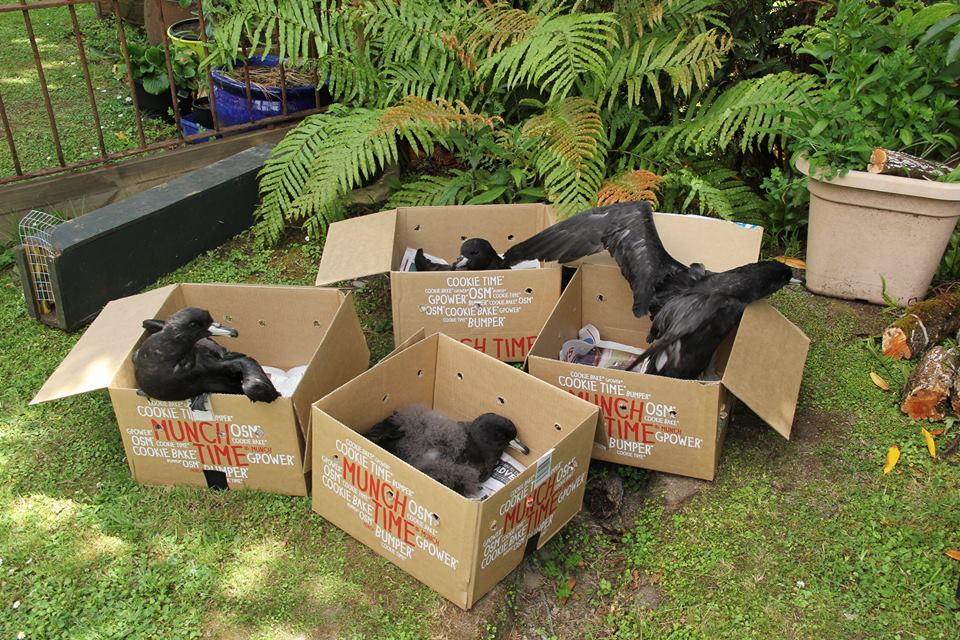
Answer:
[133,79,191,124]
[133,77,173,118]
[191,96,214,129]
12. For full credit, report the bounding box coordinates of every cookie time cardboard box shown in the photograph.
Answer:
[315,204,562,362]
[311,333,601,609]
[33,283,369,495]
[526,214,810,481]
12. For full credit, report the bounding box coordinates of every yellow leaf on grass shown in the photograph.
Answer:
[114,131,129,142]
[946,550,960,561]
[774,256,806,270]
[883,445,900,474]
[921,428,937,458]
[870,371,891,391]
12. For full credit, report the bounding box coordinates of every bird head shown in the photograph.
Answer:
[161,307,238,342]
[469,413,530,455]
[754,261,795,298]
[454,238,500,270]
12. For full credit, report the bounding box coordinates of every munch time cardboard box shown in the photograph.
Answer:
[311,333,601,609]
[526,214,810,481]
[315,204,562,362]
[33,283,369,495]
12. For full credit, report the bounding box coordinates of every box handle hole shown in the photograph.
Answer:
[525,288,533,294]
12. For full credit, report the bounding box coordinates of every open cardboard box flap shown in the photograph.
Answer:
[315,209,398,285]
[721,302,810,439]
[381,328,427,363]
[32,284,178,404]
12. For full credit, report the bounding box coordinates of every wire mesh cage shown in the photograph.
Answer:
[19,210,64,316]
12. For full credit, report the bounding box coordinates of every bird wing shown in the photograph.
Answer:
[503,201,684,317]
[632,293,743,378]
[415,249,453,271]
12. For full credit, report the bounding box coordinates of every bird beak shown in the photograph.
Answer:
[789,277,803,285]
[454,255,469,269]
[508,438,530,455]
[208,322,238,337]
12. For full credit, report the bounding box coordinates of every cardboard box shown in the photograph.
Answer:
[311,333,601,609]
[315,204,562,362]
[526,214,810,481]
[32,283,370,495]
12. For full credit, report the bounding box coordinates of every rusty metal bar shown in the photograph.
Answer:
[0,0,92,14]
[0,107,324,186]
[0,90,22,176]
[154,0,185,139]
[68,3,107,158]
[111,0,147,148]
[278,62,289,116]
[195,0,221,132]
[239,43,255,122]
[20,0,66,167]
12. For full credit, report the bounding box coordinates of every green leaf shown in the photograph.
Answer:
[465,186,507,205]
[918,13,960,46]
[899,128,914,147]
[809,120,829,137]
[509,169,526,188]
[949,32,960,65]
[912,84,933,101]
[141,74,170,95]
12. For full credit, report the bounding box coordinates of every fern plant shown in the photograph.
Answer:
[207,0,822,243]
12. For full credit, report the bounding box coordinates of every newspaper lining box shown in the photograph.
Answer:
[311,332,601,609]
[33,283,370,495]
[315,204,563,362]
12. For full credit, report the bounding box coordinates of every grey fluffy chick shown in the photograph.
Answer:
[365,405,530,497]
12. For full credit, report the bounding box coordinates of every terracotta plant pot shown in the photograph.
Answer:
[797,156,960,306]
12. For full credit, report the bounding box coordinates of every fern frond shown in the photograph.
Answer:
[661,161,765,225]
[656,72,821,154]
[604,28,731,108]
[464,3,541,56]
[598,169,662,207]
[256,97,496,245]
[386,173,473,208]
[476,8,619,101]
[522,97,607,215]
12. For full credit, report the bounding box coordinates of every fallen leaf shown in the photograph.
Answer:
[930,429,945,436]
[870,371,891,391]
[946,550,960,561]
[774,256,806,270]
[649,571,662,584]
[567,577,577,592]
[921,428,937,458]
[883,445,900,474]
[114,131,129,142]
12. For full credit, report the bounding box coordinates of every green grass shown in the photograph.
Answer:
[0,5,175,180]
[0,231,957,638]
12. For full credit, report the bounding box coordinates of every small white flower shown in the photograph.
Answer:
[25,559,31,565]
[17,632,26,639]
[796,580,805,588]
[12,600,20,609]
[116,95,122,100]
[125,97,132,103]
[71,74,77,78]
[8,568,15,575]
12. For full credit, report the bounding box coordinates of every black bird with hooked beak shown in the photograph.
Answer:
[365,405,530,497]
[502,200,801,379]
[133,307,280,409]
[414,238,509,272]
